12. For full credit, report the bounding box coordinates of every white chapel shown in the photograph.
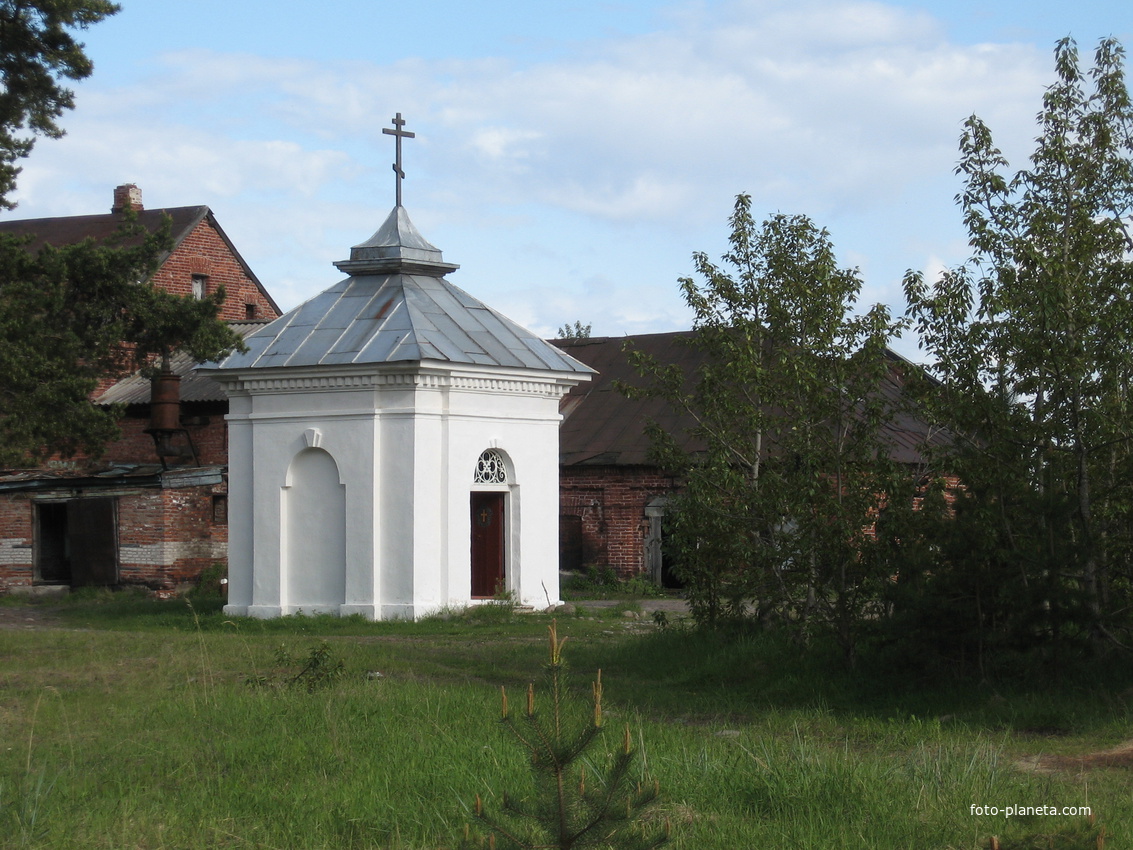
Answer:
[204,116,592,619]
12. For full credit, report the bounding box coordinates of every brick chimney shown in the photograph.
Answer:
[111,183,143,214]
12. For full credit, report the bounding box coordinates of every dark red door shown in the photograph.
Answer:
[470,492,505,598]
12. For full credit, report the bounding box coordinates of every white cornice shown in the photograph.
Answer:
[212,361,582,399]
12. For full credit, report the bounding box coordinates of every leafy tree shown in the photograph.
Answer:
[0,1,245,464]
[556,321,592,340]
[903,37,1133,657]
[625,195,906,663]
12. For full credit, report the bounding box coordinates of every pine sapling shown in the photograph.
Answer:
[462,620,669,850]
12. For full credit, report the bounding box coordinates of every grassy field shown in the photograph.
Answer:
[0,592,1130,849]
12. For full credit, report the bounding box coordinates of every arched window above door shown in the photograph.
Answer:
[474,449,508,485]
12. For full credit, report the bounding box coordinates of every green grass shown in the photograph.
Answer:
[0,594,1129,848]
[560,567,668,600]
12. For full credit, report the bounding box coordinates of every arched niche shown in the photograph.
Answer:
[282,447,346,611]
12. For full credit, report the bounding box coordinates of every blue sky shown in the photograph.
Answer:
[6,0,1130,360]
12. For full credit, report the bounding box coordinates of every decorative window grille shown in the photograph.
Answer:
[474,449,507,484]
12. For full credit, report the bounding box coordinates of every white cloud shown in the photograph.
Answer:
[58,3,1048,227]
[6,0,1070,344]
[16,117,355,210]
[545,173,692,220]
[469,126,544,161]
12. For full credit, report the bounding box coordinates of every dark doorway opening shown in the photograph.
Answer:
[659,521,685,590]
[646,502,684,589]
[470,492,505,598]
[559,515,584,572]
[36,502,70,584]
[35,498,119,587]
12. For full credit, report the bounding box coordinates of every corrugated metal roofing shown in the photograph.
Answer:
[95,322,272,406]
[212,207,593,376]
[554,333,947,467]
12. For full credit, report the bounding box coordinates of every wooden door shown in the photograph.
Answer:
[470,492,505,598]
[67,498,118,587]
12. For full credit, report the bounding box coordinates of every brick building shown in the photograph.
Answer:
[0,185,940,597]
[554,332,943,586]
[0,185,280,591]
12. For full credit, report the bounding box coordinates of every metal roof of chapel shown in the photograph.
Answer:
[212,206,592,375]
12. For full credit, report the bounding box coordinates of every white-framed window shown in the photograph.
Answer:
[191,274,208,299]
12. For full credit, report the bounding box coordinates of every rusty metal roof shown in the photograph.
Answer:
[210,206,593,375]
[94,322,272,406]
[0,464,224,492]
[555,332,945,467]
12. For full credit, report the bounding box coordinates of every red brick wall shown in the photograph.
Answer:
[0,484,227,592]
[0,496,33,589]
[151,218,276,321]
[0,212,274,593]
[102,407,228,467]
[559,466,676,577]
[559,465,960,580]
[118,486,227,591]
[3,407,234,590]
[92,216,279,396]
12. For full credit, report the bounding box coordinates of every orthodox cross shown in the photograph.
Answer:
[382,112,415,207]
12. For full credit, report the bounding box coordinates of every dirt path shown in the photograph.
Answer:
[564,597,690,616]
[0,596,690,630]
[0,602,67,629]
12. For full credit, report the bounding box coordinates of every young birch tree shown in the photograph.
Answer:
[626,195,906,663]
[904,37,1133,652]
